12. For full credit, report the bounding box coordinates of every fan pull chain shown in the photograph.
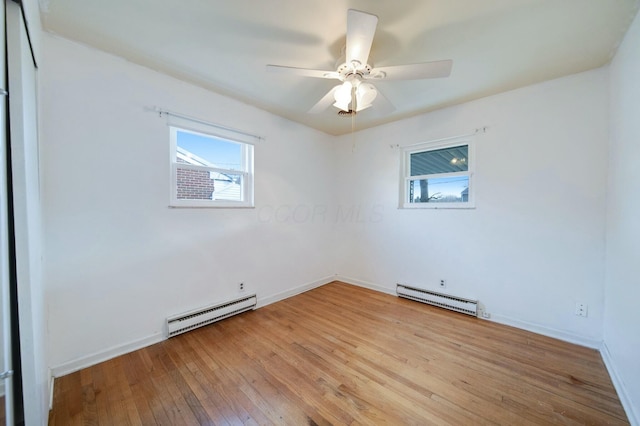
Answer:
[351,109,356,152]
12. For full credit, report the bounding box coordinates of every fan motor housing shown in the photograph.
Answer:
[335,53,373,80]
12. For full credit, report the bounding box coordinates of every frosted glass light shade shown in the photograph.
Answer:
[356,83,377,111]
[333,81,353,111]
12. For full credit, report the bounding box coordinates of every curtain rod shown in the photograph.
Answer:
[390,127,487,149]
[148,106,264,142]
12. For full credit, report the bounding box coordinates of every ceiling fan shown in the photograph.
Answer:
[266,9,453,115]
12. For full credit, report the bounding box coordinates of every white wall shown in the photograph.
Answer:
[37,15,639,422]
[333,68,609,346]
[35,7,640,423]
[40,34,336,372]
[604,9,640,425]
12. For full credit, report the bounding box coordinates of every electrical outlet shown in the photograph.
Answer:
[575,302,587,317]
[439,279,446,288]
[239,282,245,292]
[481,311,490,319]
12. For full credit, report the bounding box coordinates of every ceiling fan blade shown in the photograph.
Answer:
[374,88,396,114]
[368,60,453,80]
[308,85,341,114]
[266,65,340,79]
[346,9,378,66]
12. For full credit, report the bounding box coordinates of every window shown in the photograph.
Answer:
[400,136,474,208]
[169,122,254,208]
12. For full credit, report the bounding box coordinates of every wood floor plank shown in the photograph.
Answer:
[147,343,204,425]
[269,296,527,425]
[120,352,162,425]
[49,281,630,425]
[189,328,333,425]
[229,316,410,424]
[256,303,477,424]
[222,317,364,424]
[180,329,270,425]
[177,337,244,424]
[164,334,237,425]
[191,331,310,424]
[305,283,627,422]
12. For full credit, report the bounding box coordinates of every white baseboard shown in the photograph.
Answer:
[334,277,636,424]
[489,314,601,349]
[49,368,54,410]
[257,275,336,308]
[601,342,639,426]
[49,273,617,416]
[50,332,164,378]
[50,275,337,379]
[335,275,396,296]
[336,275,602,349]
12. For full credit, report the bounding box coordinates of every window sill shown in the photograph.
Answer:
[169,201,255,209]
[400,202,475,210]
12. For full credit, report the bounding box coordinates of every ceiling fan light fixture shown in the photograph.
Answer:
[333,81,353,111]
[333,100,351,112]
[355,83,377,111]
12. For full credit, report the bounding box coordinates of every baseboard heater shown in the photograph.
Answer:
[166,294,257,338]
[396,284,478,317]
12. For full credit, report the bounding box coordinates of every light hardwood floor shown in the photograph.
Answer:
[49,281,629,425]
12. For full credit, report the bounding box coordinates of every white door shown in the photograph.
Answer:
[0,0,15,423]
[7,0,47,424]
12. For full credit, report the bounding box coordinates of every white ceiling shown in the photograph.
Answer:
[40,0,640,135]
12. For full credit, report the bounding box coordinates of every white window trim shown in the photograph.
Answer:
[169,126,255,208]
[399,135,475,209]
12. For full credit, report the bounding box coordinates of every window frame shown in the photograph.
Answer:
[399,135,475,209]
[169,126,254,208]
